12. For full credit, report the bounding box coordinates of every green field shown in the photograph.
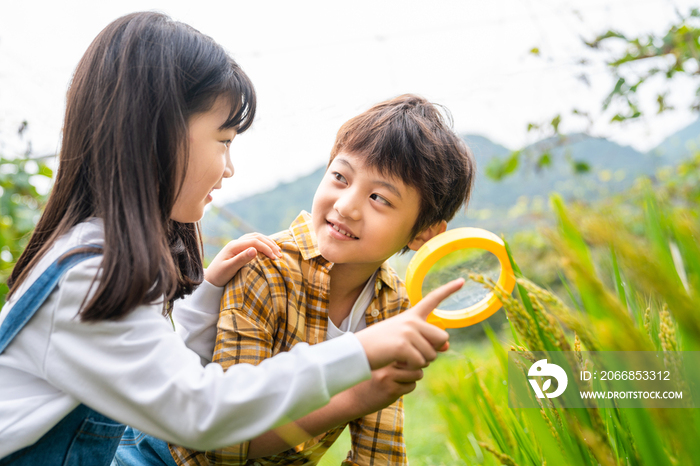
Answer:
[323,151,700,465]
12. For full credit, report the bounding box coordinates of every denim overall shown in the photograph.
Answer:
[0,248,126,466]
[111,426,177,466]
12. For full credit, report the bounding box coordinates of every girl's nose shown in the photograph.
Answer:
[224,150,234,178]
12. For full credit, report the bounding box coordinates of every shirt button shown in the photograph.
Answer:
[370,308,379,317]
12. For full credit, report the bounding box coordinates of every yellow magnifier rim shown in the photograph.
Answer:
[405,227,516,329]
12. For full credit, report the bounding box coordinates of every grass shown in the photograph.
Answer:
[317,365,465,465]
[316,370,469,466]
[411,154,700,465]
[319,339,498,465]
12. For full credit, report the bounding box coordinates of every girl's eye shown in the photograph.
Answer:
[222,140,232,148]
[332,172,347,184]
[370,193,391,206]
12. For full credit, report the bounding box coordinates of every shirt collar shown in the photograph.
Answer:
[290,211,322,261]
[375,262,399,293]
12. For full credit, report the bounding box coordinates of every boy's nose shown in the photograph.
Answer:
[334,193,361,221]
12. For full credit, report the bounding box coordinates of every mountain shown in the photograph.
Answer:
[463,134,511,158]
[217,166,325,234]
[202,120,699,252]
[648,118,700,165]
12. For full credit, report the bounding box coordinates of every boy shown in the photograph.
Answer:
[171,94,475,465]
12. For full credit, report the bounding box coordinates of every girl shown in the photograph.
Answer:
[0,12,459,465]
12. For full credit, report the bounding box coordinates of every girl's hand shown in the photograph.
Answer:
[205,233,283,287]
[355,278,463,370]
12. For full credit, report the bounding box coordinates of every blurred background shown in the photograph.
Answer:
[1,0,697,201]
[2,2,700,465]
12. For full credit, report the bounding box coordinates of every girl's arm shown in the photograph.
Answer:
[173,233,282,364]
[41,259,457,451]
[43,256,370,450]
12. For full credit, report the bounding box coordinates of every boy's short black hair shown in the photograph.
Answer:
[330,94,475,248]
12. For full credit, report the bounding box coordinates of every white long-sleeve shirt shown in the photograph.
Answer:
[0,219,371,458]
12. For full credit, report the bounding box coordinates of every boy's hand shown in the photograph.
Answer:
[344,363,423,416]
[205,233,283,287]
[355,278,463,371]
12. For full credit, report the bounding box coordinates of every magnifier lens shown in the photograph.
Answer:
[420,248,501,312]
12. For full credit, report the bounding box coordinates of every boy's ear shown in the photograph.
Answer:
[407,220,447,251]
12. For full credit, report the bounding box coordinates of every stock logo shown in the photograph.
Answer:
[528,359,568,399]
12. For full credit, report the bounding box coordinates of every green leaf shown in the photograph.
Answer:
[482,322,508,374]
[572,160,590,174]
[611,114,625,122]
[503,151,519,175]
[551,114,562,133]
[610,247,628,313]
[37,164,53,178]
[603,77,626,110]
[485,151,520,181]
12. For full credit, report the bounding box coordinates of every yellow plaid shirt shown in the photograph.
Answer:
[170,212,409,466]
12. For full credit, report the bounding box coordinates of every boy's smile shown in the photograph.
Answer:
[326,220,359,240]
[312,152,422,269]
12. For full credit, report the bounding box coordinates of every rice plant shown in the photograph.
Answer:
[424,153,700,465]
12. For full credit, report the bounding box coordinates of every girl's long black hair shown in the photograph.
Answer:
[8,12,256,320]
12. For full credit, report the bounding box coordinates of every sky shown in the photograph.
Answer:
[1,0,698,203]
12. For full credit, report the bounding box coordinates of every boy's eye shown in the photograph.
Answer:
[370,193,391,206]
[332,172,347,184]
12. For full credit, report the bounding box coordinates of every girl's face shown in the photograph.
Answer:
[171,97,236,223]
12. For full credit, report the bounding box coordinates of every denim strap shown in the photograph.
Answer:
[0,246,102,355]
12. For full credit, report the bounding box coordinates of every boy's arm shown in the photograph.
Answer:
[246,395,408,465]
[171,268,458,464]
[170,262,278,466]
[244,291,415,460]
[343,398,407,466]
[245,363,418,459]
[340,286,407,465]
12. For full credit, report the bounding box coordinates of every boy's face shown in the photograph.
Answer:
[311,152,421,268]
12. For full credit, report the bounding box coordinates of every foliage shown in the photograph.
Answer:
[590,8,700,118]
[0,126,53,306]
[420,151,700,465]
[487,8,700,181]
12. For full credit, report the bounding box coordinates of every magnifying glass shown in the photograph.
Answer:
[405,228,516,329]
